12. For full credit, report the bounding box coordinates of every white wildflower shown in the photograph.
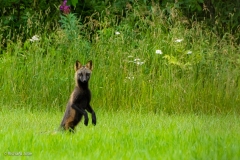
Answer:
[29,35,40,42]
[115,31,120,35]
[187,51,192,54]
[175,39,183,43]
[134,58,141,62]
[126,76,134,80]
[135,61,145,65]
[131,58,145,65]
[156,50,163,54]
[127,57,145,65]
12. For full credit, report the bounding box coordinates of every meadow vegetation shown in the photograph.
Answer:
[0,5,239,113]
[0,2,239,159]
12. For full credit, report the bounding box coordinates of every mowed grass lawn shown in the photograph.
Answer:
[0,109,239,160]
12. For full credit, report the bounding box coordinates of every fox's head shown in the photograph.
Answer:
[75,60,92,84]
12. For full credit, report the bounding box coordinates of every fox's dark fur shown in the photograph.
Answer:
[60,60,96,132]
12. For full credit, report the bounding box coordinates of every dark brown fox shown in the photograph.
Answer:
[60,60,96,132]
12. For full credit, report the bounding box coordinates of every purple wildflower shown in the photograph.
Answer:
[60,0,71,14]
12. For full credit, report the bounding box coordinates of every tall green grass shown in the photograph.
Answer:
[0,6,239,114]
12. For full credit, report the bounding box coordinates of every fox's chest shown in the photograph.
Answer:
[72,89,91,104]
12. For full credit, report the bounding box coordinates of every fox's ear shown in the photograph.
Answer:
[86,60,93,70]
[75,60,82,71]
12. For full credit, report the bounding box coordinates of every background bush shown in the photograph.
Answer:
[1,0,239,45]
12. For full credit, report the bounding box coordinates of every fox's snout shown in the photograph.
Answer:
[78,72,90,83]
[82,79,87,83]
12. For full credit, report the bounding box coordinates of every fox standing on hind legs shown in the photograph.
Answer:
[60,60,96,132]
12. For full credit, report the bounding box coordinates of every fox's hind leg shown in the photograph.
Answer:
[66,122,75,132]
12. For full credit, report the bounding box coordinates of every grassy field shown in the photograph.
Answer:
[0,109,239,159]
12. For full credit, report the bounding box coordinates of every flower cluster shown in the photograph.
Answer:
[155,50,163,54]
[29,35,40,42]
[60,0,71,14]
[127,56,145,66]
[115,31,120,35]
[175,39,184,43]
[133,58,145,65]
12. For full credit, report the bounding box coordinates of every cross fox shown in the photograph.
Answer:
[60,60,96,132]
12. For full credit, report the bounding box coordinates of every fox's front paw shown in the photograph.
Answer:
[92,118,96,126]
[92,113,97,125]
[84,119,89,126]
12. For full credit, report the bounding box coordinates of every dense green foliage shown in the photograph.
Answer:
[0,0,59,44]
[1,0,239,46]
[1,3,239,113]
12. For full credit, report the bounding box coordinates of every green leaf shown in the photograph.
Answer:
[196,4,202,12]
[69,0,78,7]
